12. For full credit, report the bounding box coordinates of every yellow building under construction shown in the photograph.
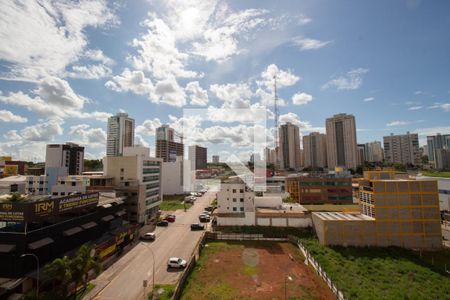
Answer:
[312,171,442,249]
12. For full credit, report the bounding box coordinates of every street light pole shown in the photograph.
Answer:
[21,253,40,299]
[142,244,156,299]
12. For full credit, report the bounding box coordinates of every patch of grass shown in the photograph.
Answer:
[299,237,450,299]
[421,171,450,178]
[148,284,175,300]
[242,265,258,277]
[160,194,192,211]
[76,282,95,300]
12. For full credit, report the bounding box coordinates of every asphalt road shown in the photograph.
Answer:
[90,191,215,300]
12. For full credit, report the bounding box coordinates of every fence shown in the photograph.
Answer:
[206,232,288,241]
[288,235,346,300]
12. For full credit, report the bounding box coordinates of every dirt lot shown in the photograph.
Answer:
[181,241,335,300]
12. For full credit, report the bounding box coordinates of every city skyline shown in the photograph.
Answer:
[1,1,450,161]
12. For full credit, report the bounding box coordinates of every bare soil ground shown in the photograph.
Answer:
[181,241,336,300]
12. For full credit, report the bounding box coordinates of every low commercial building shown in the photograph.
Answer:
[51,175,90,197]
[161,157,185,195]
[285,172,352,204]
[0,175,48,196]
[216,180,311,227]
[312,171,442,249]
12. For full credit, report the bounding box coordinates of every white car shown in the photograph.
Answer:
[140,232,156,241]
[167,257,187,268]
[201,211,211,216]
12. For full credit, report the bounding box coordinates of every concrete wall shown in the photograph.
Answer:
[255,194,282,208]
[161,160,183,195]
[217,213,254,226]
[256,216,312,228]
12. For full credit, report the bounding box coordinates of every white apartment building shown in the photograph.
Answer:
[365,141,383,163]
[45,143,84,175]
[104,146,162,223]
[383,132,420,165]
[0,175,47,195]
[107,112,135,156]
[51,176,90,197]
[216,180,311,227]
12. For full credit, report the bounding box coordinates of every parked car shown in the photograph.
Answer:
[156,220,169,227]
[199,214,210,222]
[167,257,187,268]
[202,210,211,216]
[140,232,156,241]
[204,206,214,212]
[190,223,205,230]
[164,214,176,222]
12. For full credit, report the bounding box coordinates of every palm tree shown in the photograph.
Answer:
[71,244,101,294]
[43,256,73,299]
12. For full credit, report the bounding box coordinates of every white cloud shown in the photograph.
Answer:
[292,92,313,105]
[135,134,150,148]
[105,69,154,95]
[293,37,331,50]
[0,110,27,123]
[210,83,252,108]
[0,0,117,80]
[84,49,114,66]
[428,103,450,112]
[20,119,64,142]
[257,64,300,91]
[0,77,110,121]
[408,106,423,111]
[255,88,287,107]
[279,112,312,129]
[186,81,209,106]
[136,118,163,136]
[153,77,186,107]
[67,64,112,79]
[413,126,450,137]
[386,120,410,127]
[363,97,375,102]
[69,124,106,145]
[322,68,369,91]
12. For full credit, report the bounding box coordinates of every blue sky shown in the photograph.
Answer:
[0,0,449,162]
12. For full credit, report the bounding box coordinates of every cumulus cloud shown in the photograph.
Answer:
[186,81,209,106]
[428,102,450,112]
[136,118,163,136]
[257,64,300,91]
[363,97,375,102]
[292,92,313,105]
[408,106,423,110]
[67,64,112,79]
[20,119,64,142]
[386,120,410,127]
[322,68,369,91]
[69,124,106,146]
[105,69,154,95]
[210,83,252,108]
[0,110,27,123]
[0,0,117,80]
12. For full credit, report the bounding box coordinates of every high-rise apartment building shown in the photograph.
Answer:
[383,132,420,165]
[279,122,301,170]
[189,145,207,170]
[45,143,84,175]
[155,125,184,162]
[325,113,358,170]
[212,155,220,164]
[365,141,383,163]
[357,144,366,166]
[104,146,162,223]
[303,132,327,169]
[107,112,135,156]
[427,133,450,169]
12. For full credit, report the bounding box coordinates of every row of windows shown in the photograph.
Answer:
[146,190,159,197]
[143,175,159,182]
[143,168,160,174]
[227,189,245,193]
[143,161,160,166]
[438,189,450,195]
[146,183,160,189]
[229,207,244,212]
[146,197,160,206]
[300,181,351,187]
[226,198,244,202]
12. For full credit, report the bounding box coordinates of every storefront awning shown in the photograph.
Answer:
[63,226,83,237]
[28,237,54,250]
[81,221,97,229]
[101,215,114,222]
[115,210,126,217]
[0,244,16,253]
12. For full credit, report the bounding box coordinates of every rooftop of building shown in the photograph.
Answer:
[0,176,27,182]
[302,204,360,212]
[313,211,375,221]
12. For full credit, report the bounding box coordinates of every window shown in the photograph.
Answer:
[233,189,236,193]
[240,207,244,211]
[240,198,244,202]
[233,198,236,202]
[233,207,237,211]
[71,182,76,186]
[120,177,124,180]
[61,192,65,196]
[240,189,244,193]
[120,168,124,172]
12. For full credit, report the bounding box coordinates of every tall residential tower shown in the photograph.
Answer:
[107,112,135,156]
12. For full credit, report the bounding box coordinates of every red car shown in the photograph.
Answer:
[164,214,176,222]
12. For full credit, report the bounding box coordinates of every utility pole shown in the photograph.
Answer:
[273,75,280,172]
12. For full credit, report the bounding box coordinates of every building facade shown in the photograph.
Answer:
[357,144,366,166]
[279,122,301,170]
[427,133,450,169]
[161,157,185,195]
[285,173,353,204]
[104,146,162,223]
[383,132,420,165]
[189,145,207,170]
[212,155,219,164]
[45,143,84,175]
[325,113,358,170]
[365,141,383,163]
[303,132,327,169]
[155,125,184,162]
[106,112,135,156]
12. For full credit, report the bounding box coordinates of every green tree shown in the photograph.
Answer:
[6,192,25,203]
[71,244,101,293]
[42,256,73,299]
